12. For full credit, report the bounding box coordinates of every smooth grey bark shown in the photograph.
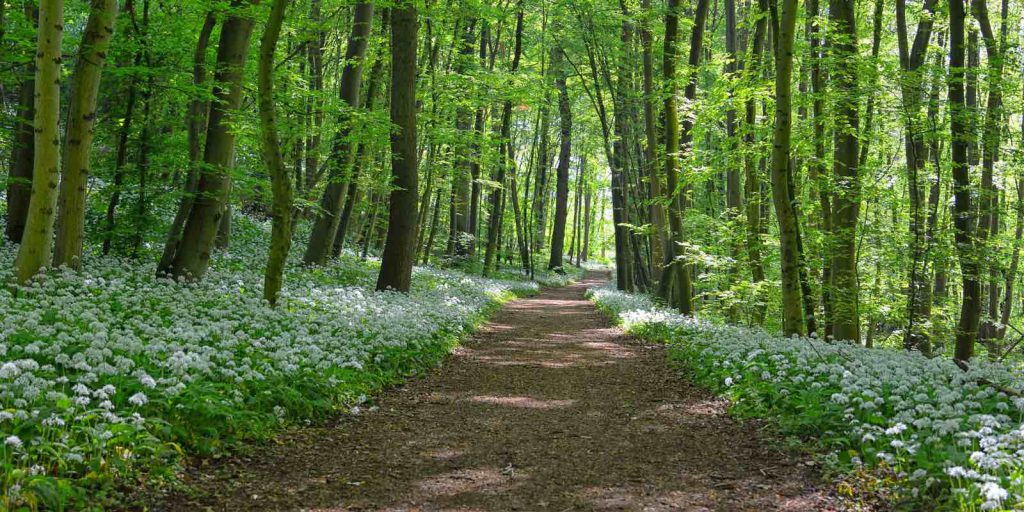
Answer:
[376,4,419,292]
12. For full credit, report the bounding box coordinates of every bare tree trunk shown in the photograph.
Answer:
[509,170,530,272]
[447,179,458,256]
[547,48,572,272]
[532,51,554,254]
[376,4,419,292]
[510,128,532,274]
[926,33,947,309]
[949,0,980,361]
[422,188,444,264]
[15,0,63,284]
[132,73,154,258]
[102,58,138,256]
[215,204,231,249]
[450,20,477,258]
[828,0,861,342]
[966,30,979,168]
[597,193,607,260]
[858,0,885,169]
[768,0,804,335]
[723,0,742,304]
[582,187,592,261]
[334,50,386,256]
[133,3,156,260]
[1002,170,1024,334]
[157,12,217,274]
[304,2,374,265]
[656,0,701,312]
[569,157,585,267]
[999,90,1024,333]
[677,0,710,300]
[258,0,293,305]
[167,1,256,280]
[468,25,493,257]
[361,191,381,260]
[303,0,325,198]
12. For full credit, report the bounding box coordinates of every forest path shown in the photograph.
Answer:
[159,272,834,511]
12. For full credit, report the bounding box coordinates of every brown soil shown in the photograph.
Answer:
[154,272,837,511]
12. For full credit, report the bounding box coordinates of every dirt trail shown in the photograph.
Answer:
[158,272,834,511]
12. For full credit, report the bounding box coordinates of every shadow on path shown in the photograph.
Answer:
[158,272,835,511]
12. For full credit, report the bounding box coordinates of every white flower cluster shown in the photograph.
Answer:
[0,230,537,507]
[589,285,1024,511]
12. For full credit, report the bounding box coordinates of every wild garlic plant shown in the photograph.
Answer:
[589,285,1024,511]
[0,231,537,509]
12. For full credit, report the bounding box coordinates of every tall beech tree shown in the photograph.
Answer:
[157,12,218,274]
[673,0,710,306]
[807,0,829,334]
[723,0,742,299]
[14,0,63,285]
[165,1,256,280]
[376,3,418,292]
[304,2,374,265]
[450,18,479,258]
[547,47,572,272]
[639,0,666,285]
[531,47,555,254]
[258,0,293,305]
[949,0,979,361]
[827,0,860,342]
[768,0,804,335]
[334,49,386,256]
[53,0,119,270]
[656,0,691,312]
[610,1,636,292]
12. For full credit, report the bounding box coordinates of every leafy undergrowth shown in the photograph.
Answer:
[588,285,1024,512]
[0,220,540,510]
